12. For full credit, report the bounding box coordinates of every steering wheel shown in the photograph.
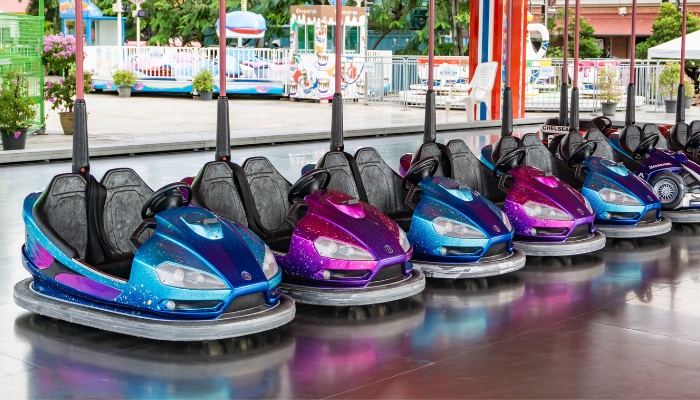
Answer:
[592,116,613,135]
[493,148,525,178]
[402,157,439,190]
[567,140,598,167]
[685,130,700,152]
[632,135,659,160]
[288,169,331,204]
[141,182,193,219]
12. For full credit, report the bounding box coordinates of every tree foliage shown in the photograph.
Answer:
[636,2,700,60]
[546,7,602,59]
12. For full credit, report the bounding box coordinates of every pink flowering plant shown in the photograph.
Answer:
[44,71,93,113]
[43,34,80,76]
[42,34,92,113]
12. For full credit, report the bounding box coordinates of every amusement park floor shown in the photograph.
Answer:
[3,91,700,164]
[1,129,700,398]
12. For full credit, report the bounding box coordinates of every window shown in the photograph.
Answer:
[296,24,315,54]
[345,26,359,54]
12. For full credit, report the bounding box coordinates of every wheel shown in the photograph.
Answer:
[650,173,685,210]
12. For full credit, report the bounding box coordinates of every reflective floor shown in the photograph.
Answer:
[2,128,700,398]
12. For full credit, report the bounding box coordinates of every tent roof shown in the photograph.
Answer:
[647,30,700,59]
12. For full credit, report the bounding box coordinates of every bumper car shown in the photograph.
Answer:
[16,169,295,341]
[315,148,526,279]
[189,157,424,306]
[590,124,700,222]
[547,131,670,237]
[476,135,606,256]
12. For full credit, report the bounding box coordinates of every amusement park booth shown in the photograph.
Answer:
[289,4,368,101]
[59,0,123,46]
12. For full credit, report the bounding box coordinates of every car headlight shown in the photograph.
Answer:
[501,211,513,232]
[522,201,572,221]
[262,246,279,280]
[398,229,411,252]
[584,197,593,213]
[156,263,227,290]
[599,189,642,206]
[432,217,485,239]
[314,237,374,261]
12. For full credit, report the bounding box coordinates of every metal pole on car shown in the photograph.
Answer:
[330,0,345,151]
[501,0,514,137]
[423,0,436,143]
[558,0,569,126]
[676,0,688,123]
[216,0,231,161]
[625,0,637,126]
[569,0,580,131]
[72,0,90,175]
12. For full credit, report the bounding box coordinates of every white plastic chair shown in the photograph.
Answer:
[444,61,498,121]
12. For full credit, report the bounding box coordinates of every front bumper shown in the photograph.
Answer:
[412,249,526,279]
[513,231,606,256]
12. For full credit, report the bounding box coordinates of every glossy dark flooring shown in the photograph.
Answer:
[1,130,699,398]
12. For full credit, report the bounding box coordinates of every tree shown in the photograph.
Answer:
[546,7,602,59]
[636,2,700,60]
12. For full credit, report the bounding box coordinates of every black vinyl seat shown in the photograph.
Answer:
[354,148,413,229]
[241,157,295,252]
[32,169,155,280]
[316,151,366,202]
[491,135,521,164]
[560,131,584,162]
[584,128,619,161]
[191,161,249,227]
[445,139,505,201]
[642,124,670,150]
[690,120,700,135]
[412,142,450,177]
[666,122,691,150]
[618,125,644,156]
[521,133,580,188]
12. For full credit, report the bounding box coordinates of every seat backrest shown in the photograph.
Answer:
[355,147,412,218]
[559,131,584,162]
[643,123,670,150]
[445,139,483,191]
[690,120,700,135]
[584,128,618,161]
[669,122,690,147]
[33,174,89,259]
[491,135,521,163]
[315,151,366,201]
[412,142,449,177]
[619,125,643,155]
[521,133,554,174]
[469,62,498,91]
[242,157,293,236]
[100,168,154,259]
[191,161,248,226]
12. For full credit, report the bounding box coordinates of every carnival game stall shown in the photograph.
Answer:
[289,5,367,101]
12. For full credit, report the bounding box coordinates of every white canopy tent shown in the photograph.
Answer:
[647,30,700,59]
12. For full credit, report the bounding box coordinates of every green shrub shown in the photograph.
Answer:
[112,69,137,87]
[658,62,681,100]
[192,69,215,93]
[0,69,35,131]
[597,65,622,103]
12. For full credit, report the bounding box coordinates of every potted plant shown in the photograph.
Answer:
[0,69,35,150]
[597,65,622,117]
[112,69,137,98]
[684,74,694,109]
[44,70,93,135]
[42,33,92,135]
[192,69,215,101]
[658,62,681,113]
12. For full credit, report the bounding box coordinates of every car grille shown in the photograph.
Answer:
[607,212,640,220]
[568,224,592,239]
[224,292,267,313]
[371,264,405,282]
[482,242,508,257]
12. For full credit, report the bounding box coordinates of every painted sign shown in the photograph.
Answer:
[58,0,103,19]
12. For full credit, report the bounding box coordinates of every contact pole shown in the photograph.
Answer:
[72,0,89,174]
[676,0,688,122]
[330,0,344,151]
[559,0,569,126]
[569,0,580,131]
[500,0,514,137]
[215,0,231,161]
[626,0,637,126]
[423,0,436,143]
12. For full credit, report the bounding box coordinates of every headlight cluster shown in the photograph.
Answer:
[262,246,279,280]
[501,211,513,231]
[398,229,411,252]
[599,189,641,206]
[584,197,593,213]
[523,201,572,221]
[156,263,227,290]
[314,237,374,261]
[432,217,485,239]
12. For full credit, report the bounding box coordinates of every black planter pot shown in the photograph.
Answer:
[601,101,617,117]
[664,99,677,113]
[199,91,213,101]
[1,128,28,150]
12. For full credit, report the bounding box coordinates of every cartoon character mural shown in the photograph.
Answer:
[289,5,368,100]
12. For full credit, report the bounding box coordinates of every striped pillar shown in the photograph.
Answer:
[469,0,527,120]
